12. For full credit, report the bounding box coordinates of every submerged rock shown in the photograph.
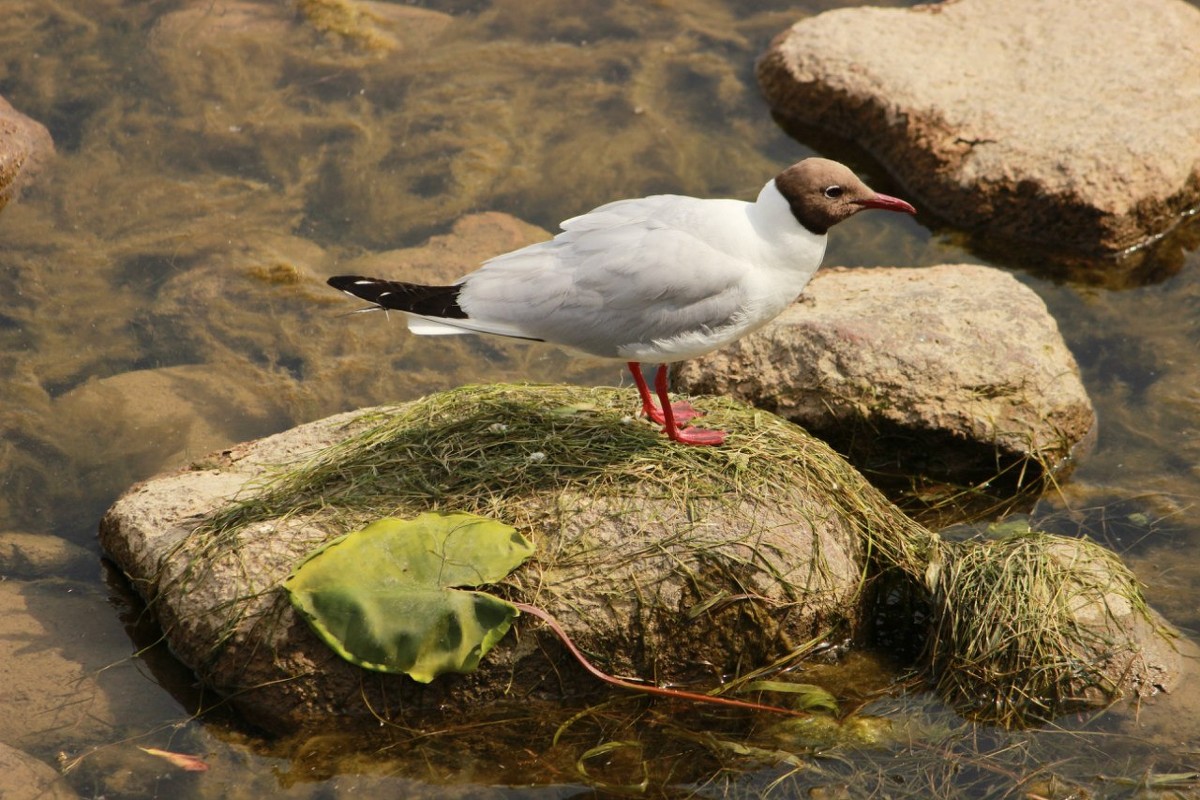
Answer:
[0,743,78,800]
[50,364,291,528]
[297,0,453,52]
[0,579,173,751]
[132,212,560,417]
[676,264,1094,494]
[757,0,1200,256]
[146,0,781,249]
[0,531,93,579]
[0,95,54,214]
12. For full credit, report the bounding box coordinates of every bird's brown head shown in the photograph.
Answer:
[774,157,916,235]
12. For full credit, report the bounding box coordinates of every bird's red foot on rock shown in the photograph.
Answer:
[645,400,705,425]
[665,425,726,446]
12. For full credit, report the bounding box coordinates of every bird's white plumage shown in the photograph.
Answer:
[399,179,826,361]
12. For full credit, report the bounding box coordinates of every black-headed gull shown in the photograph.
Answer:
[329,158,915,445]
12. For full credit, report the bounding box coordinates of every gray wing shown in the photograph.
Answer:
[457,196,751,357]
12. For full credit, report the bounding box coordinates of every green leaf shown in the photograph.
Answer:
[284,512,535,682]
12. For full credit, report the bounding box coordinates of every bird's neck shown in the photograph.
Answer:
[749,180,828,273]
[752,180,823,236]
[756,178,829,236]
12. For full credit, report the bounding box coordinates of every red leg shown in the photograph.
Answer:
[627,362,705,425]
[628,362,659,420]
[653,364,725,446]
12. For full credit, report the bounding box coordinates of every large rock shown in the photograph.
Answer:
[756,0,1200,256]
[99,386,876,733]
[675,265,1095,490]
[99,385,1184,731]
[0,95,54,213]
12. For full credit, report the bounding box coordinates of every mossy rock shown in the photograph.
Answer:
[100,384,933,732]
[99,383,1180,732]
[927,530,1183,724]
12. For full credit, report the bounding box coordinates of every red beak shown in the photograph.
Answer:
[856,193,916,215]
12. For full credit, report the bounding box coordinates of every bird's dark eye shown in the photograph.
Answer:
[823,185,843,199]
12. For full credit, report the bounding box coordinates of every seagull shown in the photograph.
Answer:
[328,158,915,445]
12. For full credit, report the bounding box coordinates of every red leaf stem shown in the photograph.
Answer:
[513,602,807,718]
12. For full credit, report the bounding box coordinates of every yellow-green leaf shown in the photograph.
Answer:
[285,512,534,682]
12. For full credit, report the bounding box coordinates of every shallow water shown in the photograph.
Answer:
[1,0,1199,796]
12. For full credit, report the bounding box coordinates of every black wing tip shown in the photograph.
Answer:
[328,275,369,291]
[326,275,468,319]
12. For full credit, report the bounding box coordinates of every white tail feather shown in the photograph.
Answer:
[403,313,542,341]
[405,316,472,336]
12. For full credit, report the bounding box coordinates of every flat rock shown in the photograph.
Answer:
[0,95,54,214]
[675,265,1095,489]
[756,0,1200,255]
